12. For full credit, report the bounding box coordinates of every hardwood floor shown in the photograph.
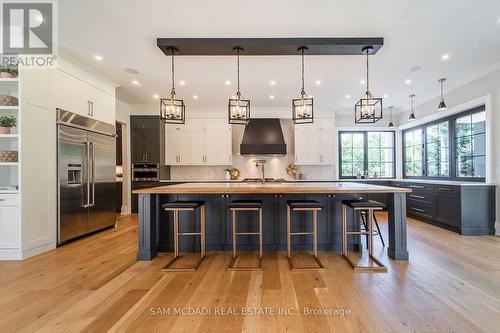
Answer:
[1,213,499,332]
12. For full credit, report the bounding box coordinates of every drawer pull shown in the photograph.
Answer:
[410,207,426,213]
[409,194,425,199]
[438,187,452,191]
[408,185,425,189]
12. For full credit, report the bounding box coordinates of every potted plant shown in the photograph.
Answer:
[0,64,18,78]
[0,116,16,134]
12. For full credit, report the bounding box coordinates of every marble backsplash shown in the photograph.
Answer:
[170,119,336,181]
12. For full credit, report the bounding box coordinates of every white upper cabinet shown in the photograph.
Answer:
[50,65,116,125]
[294,119,335,165]
[165,119,232,165]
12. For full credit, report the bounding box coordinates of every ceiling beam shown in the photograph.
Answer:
[156,37,384,56]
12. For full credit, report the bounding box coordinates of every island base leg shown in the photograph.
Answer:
[137,193,158,261]
[387,192,409,260]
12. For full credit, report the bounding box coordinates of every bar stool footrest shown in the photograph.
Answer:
[228,254,262,271]
[162,254,205,272]
[343,254,387,272]
[287,253,325,272]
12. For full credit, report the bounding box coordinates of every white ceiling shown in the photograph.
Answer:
[59,0,500,114]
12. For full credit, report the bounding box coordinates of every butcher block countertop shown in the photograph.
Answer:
[133,181,412,194]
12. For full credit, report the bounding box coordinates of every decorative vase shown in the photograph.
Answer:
[0,72,16,79]
[0,127,11,134]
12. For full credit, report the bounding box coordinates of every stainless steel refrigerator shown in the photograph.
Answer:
[57,109,116,244]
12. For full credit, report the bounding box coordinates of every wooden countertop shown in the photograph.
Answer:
[133,182,412,194]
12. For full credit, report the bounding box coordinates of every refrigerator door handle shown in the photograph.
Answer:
[83,142,90,208]
[90,142,96,207]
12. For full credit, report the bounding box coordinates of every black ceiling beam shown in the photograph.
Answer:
[156,38,383,56]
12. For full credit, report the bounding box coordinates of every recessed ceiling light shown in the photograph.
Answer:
[36,15,43,23]
[152,94,159,99]
[345,94,351,99]
[94,55,103,61]
[315,80,321,85]
[360,80,366,85]
[132,80,140,85]
[193,95,198,99]
[383,94,389,98]
[270,80,276,86]
[179,80,186,86]
[225,80,231,85]
[441,54,450,60]
[404,79,412,84]
[124,68,140,75]
[269,95,275,99]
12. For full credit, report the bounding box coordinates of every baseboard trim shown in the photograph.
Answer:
[0,250,23,260]
[495,221,500,236]
[22,242,56,259]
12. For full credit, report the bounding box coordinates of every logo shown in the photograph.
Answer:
[1,0,57,68]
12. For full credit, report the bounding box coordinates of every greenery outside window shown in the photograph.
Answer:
[340,131,395,179]
[403,106,486,181]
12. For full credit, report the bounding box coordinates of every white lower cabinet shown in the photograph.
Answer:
[294,120,335,165]
[0,195,21,258]
[166,119,232,165]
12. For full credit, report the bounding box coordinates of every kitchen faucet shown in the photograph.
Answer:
[253,160,266,183]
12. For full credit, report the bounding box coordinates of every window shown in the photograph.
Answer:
[426,121,449,177]
[402,106,486,181]
[339,131,395,179]
[455,111,486,179]
[404,128,423,177]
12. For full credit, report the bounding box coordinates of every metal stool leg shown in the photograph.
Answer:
[163,206,206,272]
[228,208,262,271]
[342,204,347,256]
[287,207,324,271]
[373,212,385,247]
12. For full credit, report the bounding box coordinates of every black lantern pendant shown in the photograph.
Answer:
[355,46,383,124]
[437,78,447,111]
[160,47,185,124]
[388,106,394,128]
[228,47,250,125]
[408,94,416,120]
[292,47,314,124]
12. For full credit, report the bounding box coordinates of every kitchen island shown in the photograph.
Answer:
[134,182,411,261]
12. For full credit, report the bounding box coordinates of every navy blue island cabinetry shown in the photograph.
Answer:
[134,182,411,262]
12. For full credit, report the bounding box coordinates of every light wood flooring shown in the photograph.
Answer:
[0,213,499,333]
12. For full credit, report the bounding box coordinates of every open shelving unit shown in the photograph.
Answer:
[0,76,20,193]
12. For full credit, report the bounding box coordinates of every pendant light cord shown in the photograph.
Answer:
[236,48,240,97]
[440,79,444,99]
[170,48,175,97]
[366,49,370,95]
[301,48,305,96]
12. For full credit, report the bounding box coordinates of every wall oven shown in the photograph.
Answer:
[132,163,160,182]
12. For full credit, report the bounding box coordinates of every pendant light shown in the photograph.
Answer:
[355,46,383,124]
[160,47,185,124]
[228,47,250,125]
[437,78,447,111]
[408,94,416,120]
[388,106,394,127]
[292,47,313,124]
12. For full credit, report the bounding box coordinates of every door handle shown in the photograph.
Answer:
[92,101,94,116]
[410,207,426,213]
[87,101,91,116]
[408,184,425,189]
[145,154,148,162]
[83,142,90,208]
[90,142,95,207]
[409,194,425,199]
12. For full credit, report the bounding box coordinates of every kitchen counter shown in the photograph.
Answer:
[134,181,411,194]
[135,182,410,262]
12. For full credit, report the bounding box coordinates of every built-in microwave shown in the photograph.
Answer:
[132,163,160,182]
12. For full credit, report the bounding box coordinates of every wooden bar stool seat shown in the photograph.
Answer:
[341,199,387,272]
[287,200,325,271]
[162,200,206,272]
[228,200,263,271]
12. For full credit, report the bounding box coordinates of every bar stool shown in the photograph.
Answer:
[286,200,325,271]
[360,210,385,247]
[228,200,263,271]
[162,201,206,272]
[341,199,387,272]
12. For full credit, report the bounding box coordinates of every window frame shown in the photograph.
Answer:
[338,130,396,180]
[402,105,486,182]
